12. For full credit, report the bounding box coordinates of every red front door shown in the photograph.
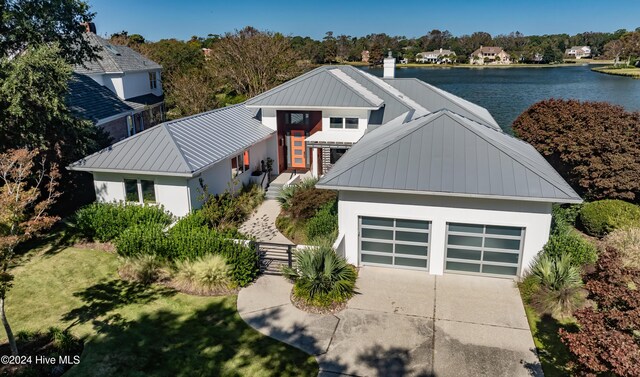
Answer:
[290,130,306,168]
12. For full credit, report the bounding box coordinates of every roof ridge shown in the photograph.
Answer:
[347,67,420,114]
[245,67,328,105]
[327,68,383,107]
[162,103,246,127]
[91,33,122,73]
[161,125,193,172]
[442,111,578,198]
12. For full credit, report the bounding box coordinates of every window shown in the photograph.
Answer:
[330,148,347,164]
[231,149,250,177]
[286,112,310,125]
[124,179,156,203]
[127,115,135,136]
[149,72,157,90]
[329,117,359,129]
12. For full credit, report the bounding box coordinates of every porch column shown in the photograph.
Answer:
[311,147,319,178]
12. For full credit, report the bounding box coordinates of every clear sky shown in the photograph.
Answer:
[88,0,640,41]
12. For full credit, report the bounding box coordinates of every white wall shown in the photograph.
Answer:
[187,136,273,210]
[261,108,277,131]
[93,172,190,217]
[320,108,369,132]
[102,75,125,99]
[338,190,552,278]
[121,70,163,99]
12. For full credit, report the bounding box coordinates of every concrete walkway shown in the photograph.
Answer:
[238,267,542,377]
[238,199,293,244]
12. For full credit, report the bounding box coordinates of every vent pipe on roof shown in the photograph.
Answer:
[383,50,395,79]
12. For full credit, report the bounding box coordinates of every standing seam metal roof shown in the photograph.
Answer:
[317,110,581,203]
[69,104,274,175]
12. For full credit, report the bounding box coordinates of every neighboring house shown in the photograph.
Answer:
[69,55,580,279]
[202,48,212,59]
[470,46,512,65]
[565,46,591,59]
[361,50,370,63]
[416,48,457,64]
[71,24,165,141]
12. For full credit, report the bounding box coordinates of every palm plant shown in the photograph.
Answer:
[283,245,357,308]
[276,184,298,210]
[530,253,586,319]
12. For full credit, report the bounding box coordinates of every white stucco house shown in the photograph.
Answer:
[69,55,581,279]
[564,46,592,59]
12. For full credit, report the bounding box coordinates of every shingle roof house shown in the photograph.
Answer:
[69,25,165,142]
[470,46,512,65]
[70,55,579,279]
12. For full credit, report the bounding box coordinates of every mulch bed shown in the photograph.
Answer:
[0,333,83,377]
[290,290,347,315]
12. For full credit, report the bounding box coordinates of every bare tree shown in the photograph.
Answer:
[604,39,625,66]
[0,149,60,355]
[165,69,217,118]
[208,26,304,98]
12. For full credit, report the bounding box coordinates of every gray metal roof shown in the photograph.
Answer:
[383,78,500,129]
[69,104,274,176]
[317,110,581,203]
[74,33,162,74]
[245,67,384,109]
[67,73,133,122]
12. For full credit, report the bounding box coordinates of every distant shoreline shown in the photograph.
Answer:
[591,66,640,79]
[342,60,614,70]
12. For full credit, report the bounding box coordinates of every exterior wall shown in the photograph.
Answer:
[98,116,129,142]
[320,109,368,134]
[338,190,552,278]
[261,108,277,131]
[121,70,163,99]
[92,172,190,217]
[102,74,125,99]
[187,136,273,210]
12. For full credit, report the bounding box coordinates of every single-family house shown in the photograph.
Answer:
[69,55,580,279]
[565,46,591,59]
[71,23,165,141]
[470,46,512,65]
[416,48,457,64]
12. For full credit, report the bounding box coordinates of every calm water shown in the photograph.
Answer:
[363,65,640,131]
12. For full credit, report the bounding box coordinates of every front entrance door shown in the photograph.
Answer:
[290,130,306,168]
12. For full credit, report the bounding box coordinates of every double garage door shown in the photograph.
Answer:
[359,217,524,277]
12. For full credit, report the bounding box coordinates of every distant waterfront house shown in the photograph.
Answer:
[69,56,580,279]
[361,50,370,63]
[565,46,591,59]
[70,23,165,142]
[470,46,512,65]
[416,48,457,64]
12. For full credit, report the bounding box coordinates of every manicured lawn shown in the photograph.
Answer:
[3,247,318,376]
[592,66,640,78]
[522,299,577,376]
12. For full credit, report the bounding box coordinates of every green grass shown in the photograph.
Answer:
[2,247,318,376]
[522,295,577,376]
[592,66,640,78]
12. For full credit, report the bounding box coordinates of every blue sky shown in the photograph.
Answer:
[89,0,639,41]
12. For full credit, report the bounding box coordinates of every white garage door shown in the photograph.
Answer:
[359,216,431,270]
[445,223,524,277]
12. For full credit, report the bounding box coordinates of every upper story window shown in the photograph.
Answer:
[285,112,310,126]
[329,117,359,130]
[231,150,250,178]
[124,179,156,203]
[149,72,158,90]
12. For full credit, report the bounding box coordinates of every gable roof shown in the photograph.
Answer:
[74,33,162,74]
[245,67,383,109]
[472,46,507,55]
[69,104,274,177]
[67,73,133,122]
[317,110,581,203]
[383,78,500,129]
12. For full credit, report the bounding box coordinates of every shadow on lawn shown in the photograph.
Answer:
[62,279,176,330]
[534,315,578,377]
[65,299,318,377]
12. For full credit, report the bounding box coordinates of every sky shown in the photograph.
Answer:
[88,0,640,41]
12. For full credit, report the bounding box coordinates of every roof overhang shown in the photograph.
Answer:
[315,184,583,204]
[306,130,363,146]
[66,166,193,178]
[244,105,381,111]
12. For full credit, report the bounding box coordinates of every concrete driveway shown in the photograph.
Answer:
[238,267,542,377]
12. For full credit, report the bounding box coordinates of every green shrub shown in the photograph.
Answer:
[283,245,357,308]
[75,202,173,242]
[543,231,598,267]
[114,223,169,258]
[306,200,338,241]
[551,203,582,234]
[172,254,232,294]
[529,253,585,320]
[287,187,337,221]
[518,274,541,304]
[119,254,166,284]
[169,210,208,233]
[277,178,319,210]
[579,200,640,237]
[217,240,259,287]
[603,227,640,269]
[201,183,264,230]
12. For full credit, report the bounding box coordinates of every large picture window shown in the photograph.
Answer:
[231,149,250,177]
[124,179,156,203]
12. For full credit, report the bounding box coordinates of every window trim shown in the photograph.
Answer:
[123,178,156,204]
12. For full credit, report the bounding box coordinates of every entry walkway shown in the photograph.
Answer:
[238,199,292,244]
[237,267,542,377]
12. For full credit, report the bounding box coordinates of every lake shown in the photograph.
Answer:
[362,65,640,131]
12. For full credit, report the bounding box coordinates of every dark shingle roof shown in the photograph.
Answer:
[74,33,162,74]
[69,104,274,176]
[317,110,581,203]
[67,73,133,122]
